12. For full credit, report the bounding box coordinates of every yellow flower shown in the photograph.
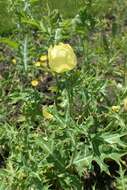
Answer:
[40,55,47,62]
[39,55,48,68]
[48,42,77,73]
[34,61,41,67]
[42,106,53,120]
[31,79,39,87]
[12,58,16,64]
[123,97,127,111]
[111,106,120,113]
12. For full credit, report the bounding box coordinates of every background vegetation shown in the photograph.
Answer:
[1,0,127,189]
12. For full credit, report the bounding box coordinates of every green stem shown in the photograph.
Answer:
[55,74,59,108]
[65,75,73,119]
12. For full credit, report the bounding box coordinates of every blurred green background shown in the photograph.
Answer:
[47,0,84,17]
[0,0,84,34]
[0,0,126,35]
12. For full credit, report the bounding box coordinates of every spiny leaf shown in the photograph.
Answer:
[21,18,39,29]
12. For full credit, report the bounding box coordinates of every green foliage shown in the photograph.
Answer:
[1,0,127,189]
[0,0,15,34]
[116,166,127,190]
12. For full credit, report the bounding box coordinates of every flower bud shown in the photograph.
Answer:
[111,105,120,113]
[31,80,39,87]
